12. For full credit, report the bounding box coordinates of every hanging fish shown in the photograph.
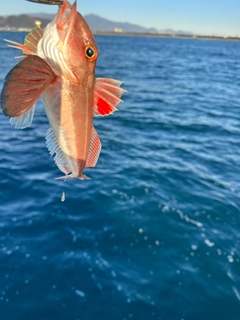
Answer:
[1,0,125,180]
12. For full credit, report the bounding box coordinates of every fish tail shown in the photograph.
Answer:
[55,174,91,181]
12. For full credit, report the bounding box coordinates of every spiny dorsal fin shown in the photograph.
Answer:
[93,78,126,117]
[24,27,43,54]
[86,126,102,168]
[4,26,43,57]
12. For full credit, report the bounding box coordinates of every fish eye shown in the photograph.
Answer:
[85,46,96,59]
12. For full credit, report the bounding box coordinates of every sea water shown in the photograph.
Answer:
[0,32,240,320]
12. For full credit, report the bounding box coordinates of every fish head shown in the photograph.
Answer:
[56,0,98,81]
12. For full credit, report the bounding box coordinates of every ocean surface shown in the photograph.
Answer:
[0,32,240,320]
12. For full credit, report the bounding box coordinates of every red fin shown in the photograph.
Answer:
[57,0,74,30]
[1,55,56,117]
[86,126,102,168]
[94,78,126,116]
[4,27,43,57]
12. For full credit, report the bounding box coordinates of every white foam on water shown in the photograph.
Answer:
[111,270,117,278]
[227,269,234,281]
[178,211,203,228]
[162,205,170,212]
[61,191,65,202]
[204,239,215,247]
[75,290,85,298]
[233,287,240,301]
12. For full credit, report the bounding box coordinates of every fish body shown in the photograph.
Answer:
[38,1,99,178]
[1,0,125,179]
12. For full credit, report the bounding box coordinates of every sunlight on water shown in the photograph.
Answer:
[61,191,65,202]
[0,33,240,320]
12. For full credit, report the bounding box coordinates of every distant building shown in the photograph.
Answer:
[114,28,123,33]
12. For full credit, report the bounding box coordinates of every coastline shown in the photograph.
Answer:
[0,28,239,42]
[93,31,240,42]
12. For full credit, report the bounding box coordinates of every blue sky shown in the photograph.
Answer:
[1,0,240,36]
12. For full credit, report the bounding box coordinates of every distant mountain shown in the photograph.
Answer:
[0,14,50,29]
[29,12,55,20]
[1,13,190,36]
[84,14,158,33]
[28,12,158,33]
[160,28,193,36]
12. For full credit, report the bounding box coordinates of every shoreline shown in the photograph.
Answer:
[0,28,239,42]
[93,31,240,42]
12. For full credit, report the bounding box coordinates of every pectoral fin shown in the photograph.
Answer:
[1,55,56,118]
[10,103,36,129]
[93,78,126,116]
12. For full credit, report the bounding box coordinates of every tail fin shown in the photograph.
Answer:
[55,174,91,181]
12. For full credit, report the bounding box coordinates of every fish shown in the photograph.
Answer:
[0,0,125,180]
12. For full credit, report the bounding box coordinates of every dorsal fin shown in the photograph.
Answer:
[4,26,43,57]
[24,27,43,54]
[93,78,126,117]
[86,126,102,168]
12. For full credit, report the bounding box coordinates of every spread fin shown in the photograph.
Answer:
[86,126,102,168]
[24,27,43,54]
[94,78,126,117]
[4,26,43,57]
[46,127,71,175]
[56,174,90,180]
[10,103,36,129]
[54,126,101,179]
[1,55,56,118]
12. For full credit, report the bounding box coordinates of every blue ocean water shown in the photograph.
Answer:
[0,32,240,320]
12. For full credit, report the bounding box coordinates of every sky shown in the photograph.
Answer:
[1,0,240,36]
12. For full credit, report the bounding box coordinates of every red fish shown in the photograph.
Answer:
[1,0,125,179]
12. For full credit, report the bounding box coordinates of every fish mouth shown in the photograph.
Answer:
[26,0,64,5]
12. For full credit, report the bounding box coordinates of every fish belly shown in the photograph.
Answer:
[42,78,94,178]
